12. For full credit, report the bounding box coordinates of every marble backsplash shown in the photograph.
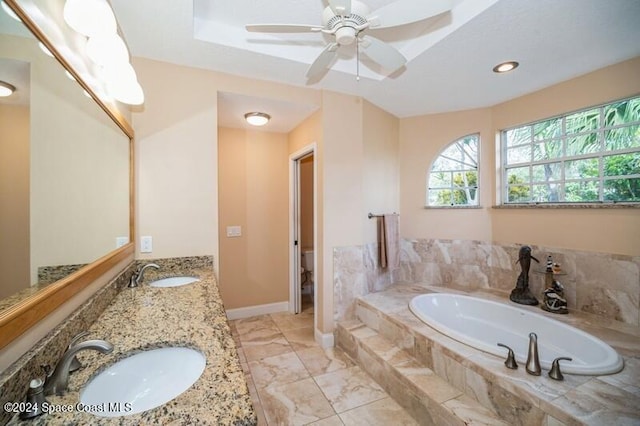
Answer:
[334,238,640,327]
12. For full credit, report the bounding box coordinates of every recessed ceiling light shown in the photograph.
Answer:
[493,61,519,73]
[0,80,16,97]
[244,112,271,126]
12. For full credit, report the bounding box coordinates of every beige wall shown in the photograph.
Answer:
[400,57,640,256]
[490,58,640,255]
[133,59,219,267]
[218,127,290,309]
[400,108,494,242]
[362,100,401,244]
[320,91,364,332]
[0,104,29,299]
[318,93,399,333]
[133,57,320,279]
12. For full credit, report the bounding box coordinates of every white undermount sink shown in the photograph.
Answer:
[149,276,200,288]
[80,347,206,417]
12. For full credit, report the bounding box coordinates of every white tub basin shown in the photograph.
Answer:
[149,276,199,288]
[409,293,623,375]
[80,347,206,417]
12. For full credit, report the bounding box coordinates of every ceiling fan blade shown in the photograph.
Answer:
[306,43,339,79]
[328,0,351,16]
[368,0,452,29]
[246,24,323,33]
[360,36,406,72]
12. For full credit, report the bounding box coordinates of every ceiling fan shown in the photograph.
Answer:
[246,0,453,80]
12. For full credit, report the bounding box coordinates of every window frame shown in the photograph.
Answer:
[500,96,640,205]
[426,133,481,208]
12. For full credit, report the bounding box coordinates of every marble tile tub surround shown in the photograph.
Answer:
[338,284,640,425]
[3,255,256,425]
[334,243,394,322]
[334,238,640,326]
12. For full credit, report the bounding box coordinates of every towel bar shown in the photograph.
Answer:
[368,212,398,219]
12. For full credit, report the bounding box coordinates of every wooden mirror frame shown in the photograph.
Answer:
[0,0,135,350]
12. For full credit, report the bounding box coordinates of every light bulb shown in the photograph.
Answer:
[244,112,271,126]
[86,34,129,66]
[63,0,117,37]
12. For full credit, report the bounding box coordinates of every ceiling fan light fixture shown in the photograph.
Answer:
[0,80,16,97]
[244,112,271,126]
[493,61,519,73]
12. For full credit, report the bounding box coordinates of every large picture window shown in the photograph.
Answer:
[502,96,640,204]
[427,134,479,207]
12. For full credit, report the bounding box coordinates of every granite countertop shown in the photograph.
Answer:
[9,268,256,425]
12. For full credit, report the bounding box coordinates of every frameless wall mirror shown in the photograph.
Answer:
[0,0,134,350]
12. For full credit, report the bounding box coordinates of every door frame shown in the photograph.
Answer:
[288,143,317,317]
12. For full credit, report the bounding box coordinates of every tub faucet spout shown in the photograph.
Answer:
[526,332,541,376]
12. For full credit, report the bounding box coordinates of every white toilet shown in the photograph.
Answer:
[302,248,314,287]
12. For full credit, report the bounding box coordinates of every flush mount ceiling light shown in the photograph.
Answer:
[0,80,16,97]
[244,112,271,126]
[493,61,519,73]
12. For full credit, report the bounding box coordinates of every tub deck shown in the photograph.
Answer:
[336,283,640,425]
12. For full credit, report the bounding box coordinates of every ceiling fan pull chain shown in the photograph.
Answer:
[356,39,360,81]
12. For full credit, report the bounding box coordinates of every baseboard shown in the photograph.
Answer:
[225,301,289,320]
[315,328,334,348]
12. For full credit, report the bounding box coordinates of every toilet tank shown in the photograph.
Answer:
[302,249,314,272]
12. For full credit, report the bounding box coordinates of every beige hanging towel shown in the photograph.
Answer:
[378,214,400,269]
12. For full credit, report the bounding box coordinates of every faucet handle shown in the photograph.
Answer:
[549,357,572,381]
[67,331,90,373]
[19,378,47,419]
[497,343,518,369]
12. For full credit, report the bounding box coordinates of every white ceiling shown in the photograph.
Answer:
[109,0,640,132]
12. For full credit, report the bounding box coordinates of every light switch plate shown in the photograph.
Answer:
[116,236,129,248]
[141,236,153,253]
[226,226,242,237]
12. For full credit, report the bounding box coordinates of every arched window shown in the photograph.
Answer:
[427,134,479,207]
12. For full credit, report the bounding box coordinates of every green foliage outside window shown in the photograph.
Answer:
[504,97,640,203]
[428,135,479,206]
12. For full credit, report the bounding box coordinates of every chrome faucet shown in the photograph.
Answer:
[128,262,160,288]
[44,339,114,395]
[525,332,541,376]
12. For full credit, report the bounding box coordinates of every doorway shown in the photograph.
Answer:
[290,145,316,316]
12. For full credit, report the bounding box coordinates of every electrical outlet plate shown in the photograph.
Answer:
[140,236,153,253]
[116,236,129,248]
[226,226,241,237]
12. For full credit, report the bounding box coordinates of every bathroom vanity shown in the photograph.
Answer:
[2,257,257,425]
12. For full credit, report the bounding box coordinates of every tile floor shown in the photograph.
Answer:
[229,296,418,426]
